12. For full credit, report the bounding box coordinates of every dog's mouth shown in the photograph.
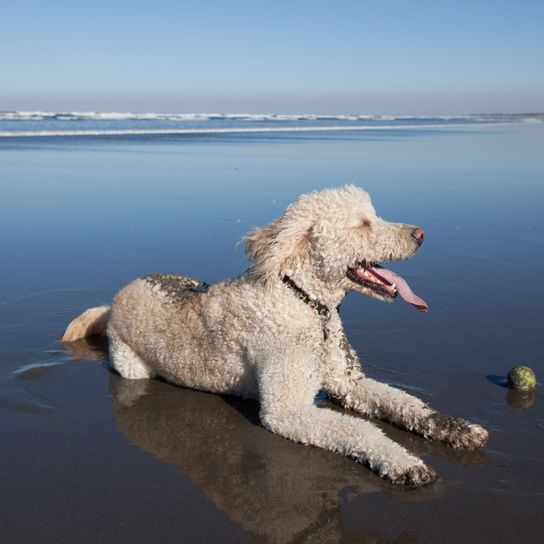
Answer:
[347,262,428,312]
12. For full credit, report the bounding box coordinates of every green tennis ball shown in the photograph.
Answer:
[507,366,536,391]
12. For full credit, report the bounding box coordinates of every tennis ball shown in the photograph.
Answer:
[507,366,536,391]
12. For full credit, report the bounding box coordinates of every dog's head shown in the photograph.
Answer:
[245,185,427,311]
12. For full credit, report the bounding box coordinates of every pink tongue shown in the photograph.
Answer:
[371,267,428,312]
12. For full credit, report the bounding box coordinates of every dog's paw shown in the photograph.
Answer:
[425,414,489,449]
[382,460,437,487]
[449,421,489,450]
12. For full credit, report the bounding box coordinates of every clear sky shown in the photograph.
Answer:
[2,0,543,114]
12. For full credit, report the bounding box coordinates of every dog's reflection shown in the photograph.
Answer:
[65,339,468,543]
[110,374,431,543]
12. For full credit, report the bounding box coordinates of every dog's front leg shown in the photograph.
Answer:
[256,349,436,486]
[324,341,488,449]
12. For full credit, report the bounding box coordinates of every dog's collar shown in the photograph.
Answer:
[282,276,331,319]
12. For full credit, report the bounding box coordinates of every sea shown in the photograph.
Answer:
[1,111,543,543]
[1,110,542,138]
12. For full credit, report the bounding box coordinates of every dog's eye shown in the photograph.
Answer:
[348,219,372,231]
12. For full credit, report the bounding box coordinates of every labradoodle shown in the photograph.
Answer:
[62,185,488,486]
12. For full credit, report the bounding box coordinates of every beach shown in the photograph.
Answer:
[1,117,543,543]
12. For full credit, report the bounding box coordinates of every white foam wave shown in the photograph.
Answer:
[0,111,500,122]
[0,123,493,138]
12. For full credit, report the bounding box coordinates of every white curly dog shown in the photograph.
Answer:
[63,185,488,486]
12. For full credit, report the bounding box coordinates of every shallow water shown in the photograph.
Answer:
[1,123,543,543]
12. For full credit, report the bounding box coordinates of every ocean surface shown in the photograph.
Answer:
[1,110,543,138]
[1,112,543,543]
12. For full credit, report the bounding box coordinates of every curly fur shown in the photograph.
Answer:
[62,185,488,486]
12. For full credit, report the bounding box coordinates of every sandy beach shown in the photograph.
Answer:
[1,121,543,543]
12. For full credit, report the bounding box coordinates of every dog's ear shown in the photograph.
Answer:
[245,221,279,266]
[245,218,313,282]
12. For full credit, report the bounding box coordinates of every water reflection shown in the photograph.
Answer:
[112,388,451,539]
[109,374,384,543]
[55,311,508,544]
[62,335,109,361]
[486,374,537,410]
[506,389,537,411]
[60,337,493,541]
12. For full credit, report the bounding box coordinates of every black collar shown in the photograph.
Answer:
[282,276,331,319]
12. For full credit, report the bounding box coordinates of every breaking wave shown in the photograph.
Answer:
[0,124,479,138]
[1,111,540,139]
[2,111,540,122]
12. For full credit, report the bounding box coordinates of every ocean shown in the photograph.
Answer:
[1,112,543,543]
[1,110,542,138]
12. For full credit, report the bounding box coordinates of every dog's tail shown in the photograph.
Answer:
[61,305,111,343]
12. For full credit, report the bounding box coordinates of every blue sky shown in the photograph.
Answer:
[2,0,543,114]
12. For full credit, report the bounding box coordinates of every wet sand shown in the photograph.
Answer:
[2,336,543,543]
[1,125,543,543]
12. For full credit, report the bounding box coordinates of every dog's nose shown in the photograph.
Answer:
[411,228,425,245]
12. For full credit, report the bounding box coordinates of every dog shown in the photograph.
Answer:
[62,185,488,486]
